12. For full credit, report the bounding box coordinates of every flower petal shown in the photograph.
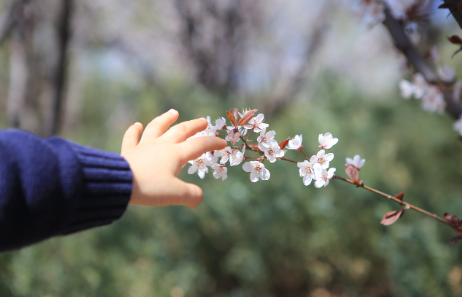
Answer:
[261,168,270,180]
[303,175,312,186]
[325,153,334,162]
[250,171,260,182]
[314,180,324,188]
[188,165,198,174]
[242,162,253,172]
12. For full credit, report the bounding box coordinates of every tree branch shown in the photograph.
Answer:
[0,0,28,45]
[382,6,462,119]
[43,0,73,136]
[442,0,462,30]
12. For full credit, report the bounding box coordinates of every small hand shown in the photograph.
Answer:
[121,109,227,209]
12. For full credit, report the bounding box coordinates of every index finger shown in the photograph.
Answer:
[161,118,209,143]
[178,136,227,164]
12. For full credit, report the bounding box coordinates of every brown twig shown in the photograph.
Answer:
[332,174,460,233]
[299,149,310,160]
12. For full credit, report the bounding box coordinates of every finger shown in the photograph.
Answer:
[160,118,208,143]
[121,122,143,154]
[140,109,179,142]
[178,136,227,164]
[170,179,203,209]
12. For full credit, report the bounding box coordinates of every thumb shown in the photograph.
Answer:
[171,179,203,209]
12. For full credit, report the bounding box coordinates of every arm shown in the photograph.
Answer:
[0,130,132,252]
[0,109,226,252]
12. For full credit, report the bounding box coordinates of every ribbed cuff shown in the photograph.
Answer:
[63,144,133,235]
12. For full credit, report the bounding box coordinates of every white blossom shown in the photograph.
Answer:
[297,160,319,186]
[244,113,269,133]
[264,143,285,163]
[204,116,218,136]
[214,117,227,130]
[346,155,366,169]
[421,85,445,114]
[216,147,233,164]
[188,153,214,179]
[287,135,303,150]
[230,147,245,166]
[312,150,334,169]
[437,65,456,83]
[359,0,385,27]
[314,168,336,188]
[257,129,278,151]
[454,117,462,136]
[399,80,415,99]
[187,116,217,140]
[242,161,270,182]
[399,73,428,100]
[318,133,338,150]
[212,164,228,181]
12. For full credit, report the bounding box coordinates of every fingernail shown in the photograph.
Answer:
[134,122,142,126]
[199,117,206,121]
[168,109,177,114]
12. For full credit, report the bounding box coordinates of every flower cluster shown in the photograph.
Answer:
[399,73,446,114]
[186,109,338,188]
[297,133,338,188]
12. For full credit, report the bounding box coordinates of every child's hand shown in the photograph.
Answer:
[121,109,227,209]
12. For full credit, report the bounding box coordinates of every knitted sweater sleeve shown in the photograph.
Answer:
[0,130,133,252]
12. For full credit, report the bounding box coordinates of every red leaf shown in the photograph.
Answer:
[381,209,404,226]
[452,235,462,245]
[231,108,240,126]
[279,137,290,150]
[237,109,257,126]
[227,128,241,145]
[444,212,462,227]
[395,192,404,201]
[345,164,359,182]
[444,212,453,221]
[448,35,462,45]
[226,110,237,127]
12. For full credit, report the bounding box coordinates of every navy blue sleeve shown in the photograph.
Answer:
[0,130,133,252]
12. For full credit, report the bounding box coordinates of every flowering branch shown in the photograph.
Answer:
[185,108,462,244]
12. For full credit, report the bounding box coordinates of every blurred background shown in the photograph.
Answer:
[1,0,462,296]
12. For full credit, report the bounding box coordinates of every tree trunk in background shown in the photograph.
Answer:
[41,0,73,137]
[3,0,73,137]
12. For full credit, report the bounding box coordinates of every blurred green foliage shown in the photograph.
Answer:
[1,66,462,297]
